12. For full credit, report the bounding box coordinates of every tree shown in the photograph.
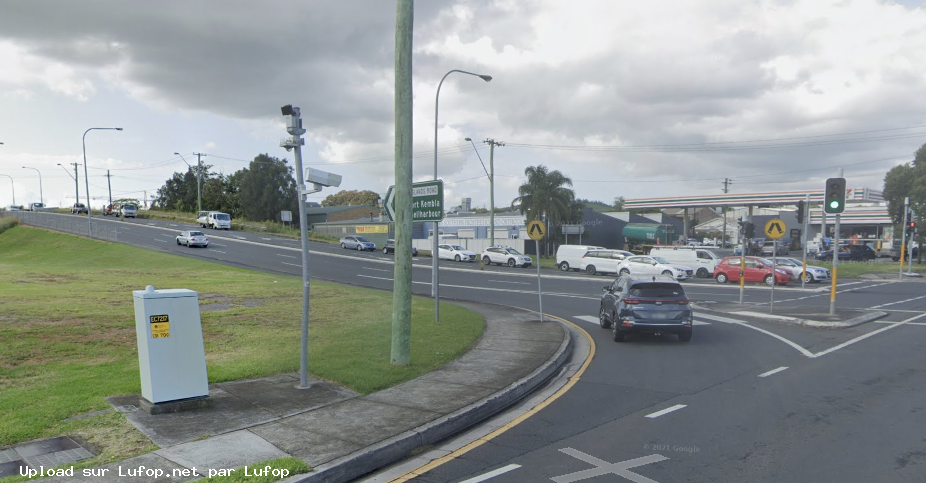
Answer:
[512,165,576,255]
[883,143,926,261]
[238,154,299,223]
[613,196,626,211]
[322,189,381,207]
[154,163,215,213]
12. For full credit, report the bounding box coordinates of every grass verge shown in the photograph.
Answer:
[0,225,484,471]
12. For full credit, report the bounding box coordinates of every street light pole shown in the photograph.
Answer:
[22,166,43,206]
[432,69,492,322]
[83,127,123,237]
[193,152,206,213]
[0,174,14,208]
[57,163,80,204]
[174,152,202,214]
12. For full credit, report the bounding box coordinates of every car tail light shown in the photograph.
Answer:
[624,298,641,305]
[677,300,689,305]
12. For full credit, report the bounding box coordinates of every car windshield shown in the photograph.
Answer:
[504,248,523,255]
[190,231,205,236]
[215,213,229,220]
[355,237,371,243]
[629,283,685,298]
[450,245,465,250]
[651,256,670,264]
[776,259,799,267]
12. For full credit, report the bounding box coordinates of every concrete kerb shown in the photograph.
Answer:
[287,313,574,483]
[695,303,889,329]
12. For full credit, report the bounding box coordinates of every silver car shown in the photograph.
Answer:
[768,257,830,283]
[340,235,376,251]
[176,230,209,248]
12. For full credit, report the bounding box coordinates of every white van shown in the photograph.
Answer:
[197,211,232,230]
[555,245,605,272]
[648,246,720,278]
[118,203,137,218]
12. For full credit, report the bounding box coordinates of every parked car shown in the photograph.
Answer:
[383,239,418,256]
[598,274,693,342]
[438,244,478,262]
[713,256,791,285]
[340,235,376,251]
[648,246,720,279]
[71,203,88,214]
[579,249,634,275]
[814,244,876,261]
[176,230,209,248]
[26,202,45,211]
[734,238,766,256]
[555,245,605,272]
[759,240,790,256]
[481,246,532,267]
[614,255,694,281]
[891,242,919,261]
[767,257,831,283]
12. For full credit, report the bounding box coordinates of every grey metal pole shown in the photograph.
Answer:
[193,152,206,213]
[433,69,492,322]
[829,169,843,315]
[392,0,414,365]
[488,139,496,246]
[900,197,908,280]
[72,163,80,203]
[0,174,14,207]
[536,239,543,322]
[83,127,122,237]
[22,166,43,206]
[801,194,809,289]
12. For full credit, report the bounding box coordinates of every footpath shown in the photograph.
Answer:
[9,301,571,483]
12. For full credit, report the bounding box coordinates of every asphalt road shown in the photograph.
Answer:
[20,213,926,482]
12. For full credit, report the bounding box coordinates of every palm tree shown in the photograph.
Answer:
[513,165,576,255]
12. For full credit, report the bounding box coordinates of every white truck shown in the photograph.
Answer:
[197,211,232,230]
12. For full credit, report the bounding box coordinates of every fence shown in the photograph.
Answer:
[1,211,122,243]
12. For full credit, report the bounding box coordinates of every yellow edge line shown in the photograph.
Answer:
[386,314,596,483]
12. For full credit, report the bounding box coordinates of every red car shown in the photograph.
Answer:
[713,256,791,286]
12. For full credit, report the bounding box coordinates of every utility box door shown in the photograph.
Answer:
[132,287,209,404]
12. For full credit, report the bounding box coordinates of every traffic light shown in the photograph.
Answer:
[744,221,755,238]
[796,200,805,224]
[824,177,846,214]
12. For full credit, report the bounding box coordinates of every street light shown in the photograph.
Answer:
[432,69,491,321]
[0,174,14,208]
[22,166,43,206]
[174,152,202,213]
[83,127,123,237]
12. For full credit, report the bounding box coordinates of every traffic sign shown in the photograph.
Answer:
[384,180,444,222]
[764,218,785,239]
[527,220,546,240]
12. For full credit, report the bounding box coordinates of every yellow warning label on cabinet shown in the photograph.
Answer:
[150,314,170,338]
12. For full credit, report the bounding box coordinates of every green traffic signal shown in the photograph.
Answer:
[823,177,846,214]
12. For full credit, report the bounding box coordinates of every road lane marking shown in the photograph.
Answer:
[276,254,297,259]
[811,312,926,358]
[363,267,390,273]
[758,366,789,378]
[645,404,687,419]
[383,315,596,483]
[870,293,926,309]
[696,313,815,358]
[572,315,709,326]
[459,464,521,483]
[875,320,926,325]
[554,449,668,483]
[210,250,226,254]
[489,280,531,284]
[281,262,302,268]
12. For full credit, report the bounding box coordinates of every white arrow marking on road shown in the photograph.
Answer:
[553,449,668,483]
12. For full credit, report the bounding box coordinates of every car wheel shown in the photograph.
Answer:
[802,272,814,283]
[176,239,181,245]
[384,248,389,254]
[619,268,630,276]
[662,270,673,278]
[559,262,570,272]
[586,265,597,275]
[482,256,491,265]
[455,254,461,262]
[357,244,362,251]
[764,274,775,286]
[716,273,728,284]
[599,306,611,329]
[612,324,626,342]
[696,267,709,278]
[508,259,516,267]
[341,243,346,249]
[678,329,692,342]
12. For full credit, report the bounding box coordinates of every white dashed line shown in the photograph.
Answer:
[645,404,687,418]
[758,366,789,378]
[459,464,521,483]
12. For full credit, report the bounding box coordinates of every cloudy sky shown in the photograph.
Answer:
[2,0,926,212]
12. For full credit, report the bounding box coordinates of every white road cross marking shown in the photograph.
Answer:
[697,313,815,358]
[459,464,521,483]
[758,366,789,378]
[572,315,709,326]
[645,404,687,419]
[870,293,926,309]
[553,448,667,483]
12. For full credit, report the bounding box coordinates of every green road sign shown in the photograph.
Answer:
[385,180,444,222]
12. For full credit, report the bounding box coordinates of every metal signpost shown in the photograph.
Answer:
[527,220,545,322]
[764,218,785,313]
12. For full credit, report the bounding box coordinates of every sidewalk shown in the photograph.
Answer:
[30,302,571,483]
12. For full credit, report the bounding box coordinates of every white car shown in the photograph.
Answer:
[768,257,830,283]
[578,249,634,275]
[438,244,477,262]
[176,230,209,248]
[615,255,694,281]
[481,246,532,268]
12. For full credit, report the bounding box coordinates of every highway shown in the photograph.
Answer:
[17,212,926,483]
